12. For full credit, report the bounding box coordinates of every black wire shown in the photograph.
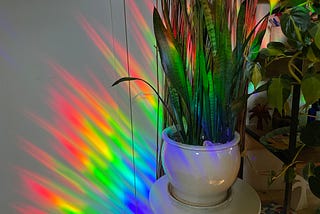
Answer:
[122,0,138,212]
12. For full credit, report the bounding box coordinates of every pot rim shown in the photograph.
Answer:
[162,126,240,151]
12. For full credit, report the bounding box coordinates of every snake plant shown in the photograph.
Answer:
[113,0,273,145]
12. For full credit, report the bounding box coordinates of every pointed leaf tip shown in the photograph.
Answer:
[112,77,139,87]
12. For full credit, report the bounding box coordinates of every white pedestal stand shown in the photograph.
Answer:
[149,175,261,214]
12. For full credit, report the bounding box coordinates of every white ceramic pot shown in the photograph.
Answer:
[162,126,241,207]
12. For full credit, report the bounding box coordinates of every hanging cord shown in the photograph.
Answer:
[123,0,138,212]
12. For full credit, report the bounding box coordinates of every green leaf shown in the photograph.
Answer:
[309,176,320,198]
[236,1,246,51]
[306,46,320,63]
[301,73,320,106]
[280,6,310,42]
[267,78,291,113]
[303,162,315,180]
[168,87,187,143]
[251,63,263,89]
[259,46,285,58]
[309,22,320,49]
[248,19,268,61]
[153,8,190,106]
[199,0,217,56]
[300,120,320,147]
[269,0,280,14]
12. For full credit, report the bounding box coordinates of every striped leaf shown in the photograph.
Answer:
[153,8,190,108]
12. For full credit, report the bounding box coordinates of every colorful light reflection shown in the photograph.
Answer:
[16,1,161,213]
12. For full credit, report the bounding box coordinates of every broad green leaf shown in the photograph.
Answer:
[259,47,285,57]
[267,78,291,113]
[303,162,315,180]
[309,22,320,49]
[301,73,320,106]
[280,6,310,42]
[307,47,320,63]
[300,120,320,147]
[251,63,262,89]
[153,8,190,106]
[309,176,320,198]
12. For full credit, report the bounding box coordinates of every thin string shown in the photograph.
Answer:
[122,0,138,212]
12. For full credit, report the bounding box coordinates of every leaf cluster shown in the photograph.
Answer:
[253,0,320,112]
[150,0,272,145]
[113,0,274,145]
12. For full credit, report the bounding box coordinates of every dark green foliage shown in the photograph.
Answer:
[300,120,320,147]
[303,163,320,199]
[256,1,320,110]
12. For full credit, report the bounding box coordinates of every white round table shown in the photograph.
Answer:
[149,175,261,214]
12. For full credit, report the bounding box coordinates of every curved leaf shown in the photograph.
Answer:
[267,77,291,113]
[301,73,320,106]
[153,8,190,106]
[247,19,268,61]
[251,62,263,89]
[280,6,310,42]
[309,22,320,49]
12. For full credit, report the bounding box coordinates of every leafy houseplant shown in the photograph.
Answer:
[252,1,320,211]
[254,0,320,112]
[114,0,270,145]
[112,0,275,208]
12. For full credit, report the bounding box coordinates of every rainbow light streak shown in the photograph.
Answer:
[16,4,163,211]
[78,15,160,114]
[16,63,156,213]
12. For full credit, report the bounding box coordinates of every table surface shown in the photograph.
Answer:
[149,176,261,214]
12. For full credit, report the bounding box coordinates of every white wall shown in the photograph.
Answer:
[0,0,158,213]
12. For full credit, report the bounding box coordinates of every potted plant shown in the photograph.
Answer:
[113,0,273,207]
[254,0,320,114]
[251,1,320,212]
